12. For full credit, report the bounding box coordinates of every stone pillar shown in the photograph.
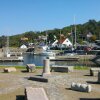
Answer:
[98,72,100,83]
[42,58,51,77]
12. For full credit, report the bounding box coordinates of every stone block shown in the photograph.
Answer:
[90,68,100,76]
[71,82,92,92]
[26,64,36,72]
[67,66,74,72]
[4,67,16,73]
[29,76,48,82]
[25,87,49,100]
[51,65,73,73]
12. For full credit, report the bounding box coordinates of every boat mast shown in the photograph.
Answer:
[71,28,74,50]
[6,36,10,53]
[46,31,47,46]
[60,29,62,50]
[74,16,77,50]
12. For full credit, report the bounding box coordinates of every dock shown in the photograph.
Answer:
[0,57,23,62]
[50,57,79,61]
[50,55,95,61]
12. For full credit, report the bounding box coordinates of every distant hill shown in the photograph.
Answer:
[0,19,100,47]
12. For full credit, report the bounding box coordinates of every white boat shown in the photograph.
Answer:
[40,50,56,56]
[18,56,24,61]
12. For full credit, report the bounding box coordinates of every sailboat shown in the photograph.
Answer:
[39,31,56,57]
[4,36,24,61]
[40,50,56,56]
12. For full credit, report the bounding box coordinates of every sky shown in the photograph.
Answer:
[0,0,100,36]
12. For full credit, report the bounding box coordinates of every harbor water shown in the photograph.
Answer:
[0,53,98,67]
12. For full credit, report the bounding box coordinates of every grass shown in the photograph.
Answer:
[0,65,43,69]
[0,65,89,70]
[74,66,89,70]
[36,66,43,69]
[0,65,26,69]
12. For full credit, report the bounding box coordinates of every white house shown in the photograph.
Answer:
[51,38,72,49]
[62,38,72,48]
[20,44,27,49]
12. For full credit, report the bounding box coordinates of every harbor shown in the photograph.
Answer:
[0,49,98,68]
[0,1,100,100]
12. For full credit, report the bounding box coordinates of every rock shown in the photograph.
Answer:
[4,67,16,73]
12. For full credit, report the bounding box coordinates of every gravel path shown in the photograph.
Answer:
[0,69,100,100]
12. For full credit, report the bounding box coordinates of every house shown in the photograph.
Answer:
[20,44,27,49]
[62,38,72,48]
[51,38,72,49]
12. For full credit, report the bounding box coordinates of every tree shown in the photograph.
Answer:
[90,35,97,42]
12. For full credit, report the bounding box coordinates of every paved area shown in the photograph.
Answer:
[0,69,100,100]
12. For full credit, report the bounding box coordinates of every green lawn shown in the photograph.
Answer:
[74,66,89,70]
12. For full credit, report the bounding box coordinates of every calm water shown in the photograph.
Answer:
[0,53,97,67]
[0,53,46,66]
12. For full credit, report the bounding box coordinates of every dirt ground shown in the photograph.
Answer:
[0,68,100,100]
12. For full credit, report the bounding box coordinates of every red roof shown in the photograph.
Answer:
[58,34,66,44]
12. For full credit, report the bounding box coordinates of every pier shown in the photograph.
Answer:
[50,57,79,61]
[0,57,23,62]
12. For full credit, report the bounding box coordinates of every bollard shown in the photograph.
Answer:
[42,58,51,77]
[71,82,92,92]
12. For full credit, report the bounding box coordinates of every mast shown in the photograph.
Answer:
[71,28,74,50]
[5,36,11,57]
[7,36,9,48]
[6,36,10,53]
[74,16,77,49]
[45,31,47,46]
[60,29,62,50]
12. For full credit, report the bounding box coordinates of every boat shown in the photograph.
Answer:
[37,31,56,57]
[2,36,24,61]
[40,50,56,56]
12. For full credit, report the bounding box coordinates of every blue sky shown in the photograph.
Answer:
[0,0,100,36]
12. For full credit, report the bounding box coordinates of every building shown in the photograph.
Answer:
[51,38,72,49]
